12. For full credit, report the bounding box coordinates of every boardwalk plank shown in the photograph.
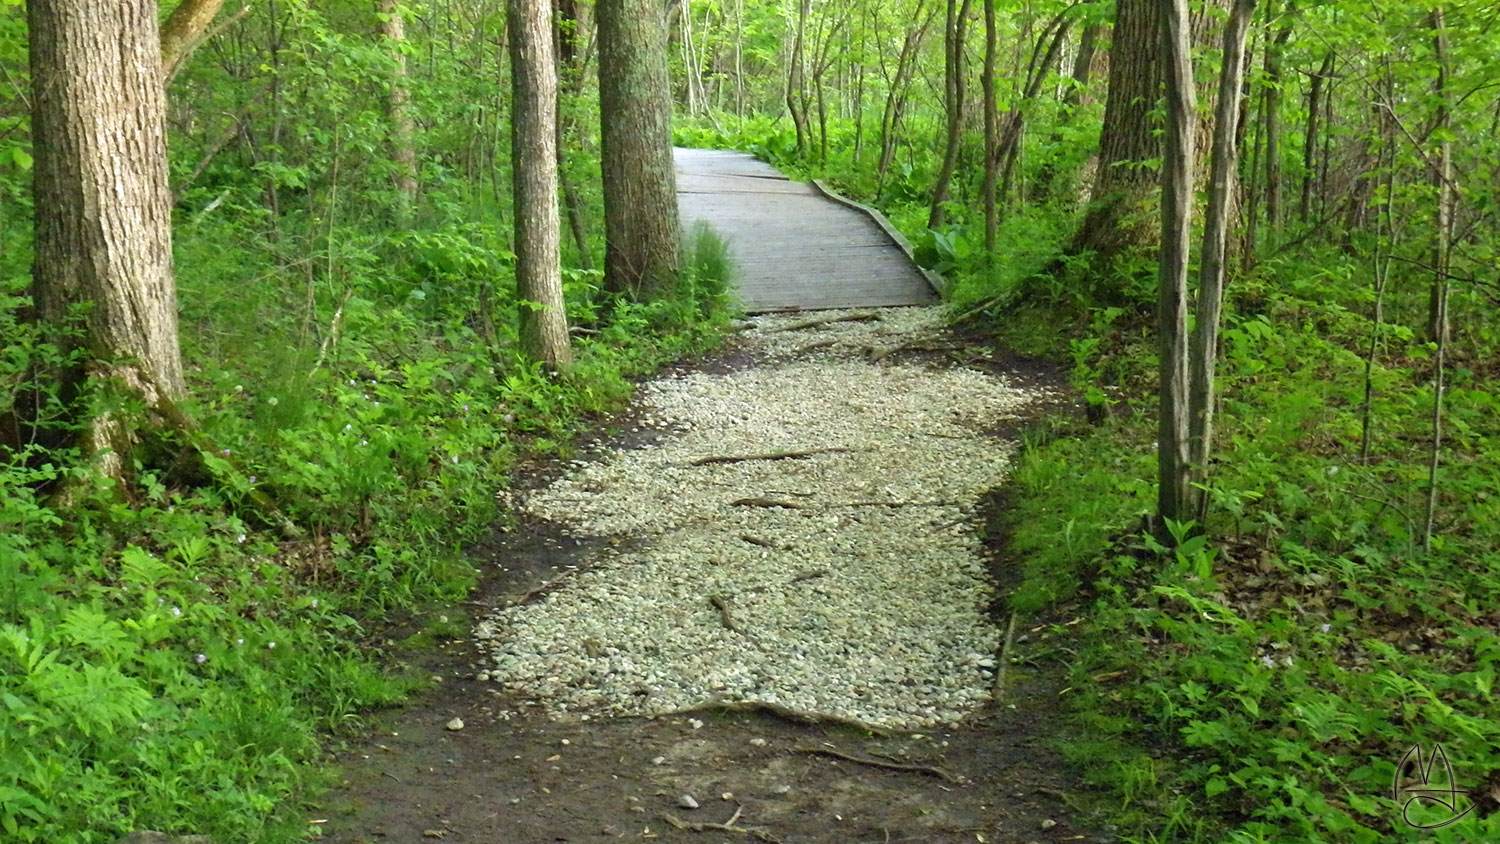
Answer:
[674,147,937,313]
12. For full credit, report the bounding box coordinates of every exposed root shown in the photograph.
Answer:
[690,447,861,466]
[656,697,899,736]
[662,807,786,843]
[709,594,741,633]
[731,496,806,510]
[793,744,965,784]
[764,312,880,333]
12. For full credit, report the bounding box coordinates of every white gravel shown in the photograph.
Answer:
[477,307,1045,730]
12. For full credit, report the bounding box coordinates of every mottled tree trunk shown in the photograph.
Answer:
[378,0,420,213]
[980,0,999,251]
[1157,0,1196,527]
[1300,51,1333,225]
[597,0,681,298]
[511,0,573,367]
[1261,13,1290,235]
[30,0,185,481]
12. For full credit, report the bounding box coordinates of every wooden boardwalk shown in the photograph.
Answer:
[675,148,939,313]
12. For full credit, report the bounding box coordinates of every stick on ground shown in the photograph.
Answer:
[765,312,880,333]
[662,808,786,843]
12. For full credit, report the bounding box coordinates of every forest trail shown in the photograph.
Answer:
[321,309,1103,843]
[674,148,939,312]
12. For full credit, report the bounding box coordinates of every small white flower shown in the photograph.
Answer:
[236,638,244,646]
[1260,655,1276,669]
[1320,623,1331,634]
[266,397,278,406]
[236,533,246,544]
[344,424,353,431]
[1281,656,1295,668]
[451,455,459,464]
[310,598,319,609]
[267,641,277,649]
[170,606,182,618]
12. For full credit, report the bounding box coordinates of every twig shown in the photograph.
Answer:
[709,594,741,633]
[731,496,806,509]
[826,499,959,508]
[788,569,827,584]
[796,338,841,352]
[740,534,778,549]
[793,744,965,784]
[662,810,786,843]
[691,447,861,466]
[993,611,1019,700]
[766,312,881,333]
[656,698,899,735]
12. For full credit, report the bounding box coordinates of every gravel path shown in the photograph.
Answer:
[477,307,1046,730]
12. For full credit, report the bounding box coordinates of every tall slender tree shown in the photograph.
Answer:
[29,0,185,484]
[511,0,573,367]
[597,0,682,298]
[378,0,420,214]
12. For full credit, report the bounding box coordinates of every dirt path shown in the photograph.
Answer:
[318,310,1104,844]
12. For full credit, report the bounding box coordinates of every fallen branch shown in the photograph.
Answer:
[788,569,827,584]
[793,744,965,784]
[796,339,841,353]
[766,313,880,333]
[662,808,786,843]
[709,594,741,633]
[657,698,898,736]
[731,496,806,510]
[827,499,959,509]
[740,534,778,549]
[691,447,860,467]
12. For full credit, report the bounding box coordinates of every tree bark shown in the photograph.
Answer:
[30,0,185,483]
[1070,0,1162,265]
[1157,0,1196,527]
[980,0,999,251]
[928,0,975,229]
[1299,50,1333,224]
[378,0,420,214]
[511,0,573,367]
[555,0,594,271]
[1188,0,1257,518]
[161,0,229,83]
[597,0,681,298]
[1261,11,1291,234]
[1422,5,1451,551]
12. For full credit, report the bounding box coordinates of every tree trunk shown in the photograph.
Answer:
[510,0,573,367]
[980,0,999,251]
[1422,5,1451,551]
[875,4,936,197]
[597,0,681,298]
[378,0,420,214]
[1071,0,1163,265]
[1033,20,1102,204]
[30,0,185,483]
[786,0,811,156]
[928,0,974,229]
[1262,13,1290,234]
[555,0,594,271]
[1157,0,1195,527]
[1299,50,1333,224]
[161,0,230,83]
[1188,0,1257,518]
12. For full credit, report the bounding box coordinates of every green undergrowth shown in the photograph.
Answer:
[997,252,1500,842]
[1,205,733,842]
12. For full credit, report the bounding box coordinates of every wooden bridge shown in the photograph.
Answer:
[674,148,941,313]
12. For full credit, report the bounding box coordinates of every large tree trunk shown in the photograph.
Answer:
[30,0,185,481]
[555,0,594,271]
[1070,0,1162,265]
[1188,0,1258,518]
[378,0,420,215]
[511,0,573,367]
[1157,0,1196,527]
[597,0,681,298]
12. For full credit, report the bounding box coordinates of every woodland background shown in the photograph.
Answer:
[2,0,1499,842]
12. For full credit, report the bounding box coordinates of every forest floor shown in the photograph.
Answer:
[316,308,1108,844]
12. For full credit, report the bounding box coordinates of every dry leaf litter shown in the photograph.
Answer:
[476,307,1044,729]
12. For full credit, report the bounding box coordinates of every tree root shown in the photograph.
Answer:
[793,744,966,784]
[691,447,860,466]
[656,697,898,736]
[731,496,806,509]
[662,807,786,843]
[765,312,880,333]
[709,594,741,633]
